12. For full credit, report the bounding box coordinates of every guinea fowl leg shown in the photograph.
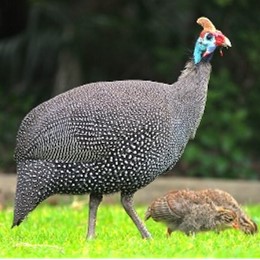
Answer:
[87,193,103,239]
[167,228,173,237]
[121,193,152,239]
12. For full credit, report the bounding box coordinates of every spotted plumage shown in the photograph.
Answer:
[12,17,231,239]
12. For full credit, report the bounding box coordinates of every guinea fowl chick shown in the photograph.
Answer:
[199,189,258,235]
[145,190,239,236]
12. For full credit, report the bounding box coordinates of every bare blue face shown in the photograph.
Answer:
[193,32,217,64]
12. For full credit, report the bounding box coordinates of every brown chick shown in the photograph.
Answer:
[145,190,239,236]
[199,189,258,235]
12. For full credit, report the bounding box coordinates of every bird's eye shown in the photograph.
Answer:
[206,33,213,40]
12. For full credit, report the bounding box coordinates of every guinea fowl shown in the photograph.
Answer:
[200,189,258,234]
[144,190,239,236]
[12,17,231,239]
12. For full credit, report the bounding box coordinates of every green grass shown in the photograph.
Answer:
[0,201,260,258]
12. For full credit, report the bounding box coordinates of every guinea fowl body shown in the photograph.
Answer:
[13,17,231,239]
[13,64,211,233]
[145,190,238,235]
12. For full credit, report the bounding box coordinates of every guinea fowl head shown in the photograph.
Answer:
[193,17,232,64]
[214,207,239,231]
[239,215,258,235]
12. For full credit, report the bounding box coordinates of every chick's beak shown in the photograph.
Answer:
[232,222,239,229]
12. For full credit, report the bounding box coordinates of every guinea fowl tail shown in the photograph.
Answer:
[12,160,54,228]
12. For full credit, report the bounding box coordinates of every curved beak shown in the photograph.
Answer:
[222,36,232,48]
[215,31,232,48]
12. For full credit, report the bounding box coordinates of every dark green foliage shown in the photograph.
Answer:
[0,90,35,171]
[0,0,259,179]
[182,69,256,179]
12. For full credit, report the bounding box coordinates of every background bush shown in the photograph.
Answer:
[0,0,259,179]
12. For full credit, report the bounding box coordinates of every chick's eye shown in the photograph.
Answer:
[206,33,213,40]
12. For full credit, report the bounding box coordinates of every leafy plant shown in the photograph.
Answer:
[181,68,256,179]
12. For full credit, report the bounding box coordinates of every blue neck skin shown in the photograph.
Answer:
[193,38,216,64]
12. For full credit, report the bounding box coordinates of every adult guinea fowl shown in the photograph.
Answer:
[144,190,239,236]
[12,17,231,239]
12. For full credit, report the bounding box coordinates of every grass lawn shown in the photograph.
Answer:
[0,199,259,258]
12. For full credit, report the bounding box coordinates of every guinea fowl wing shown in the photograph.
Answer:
[15,80,172,164]
[165,190,209,216]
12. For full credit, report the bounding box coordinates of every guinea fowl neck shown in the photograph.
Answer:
[169,60,212,138]
[174,60,212,98]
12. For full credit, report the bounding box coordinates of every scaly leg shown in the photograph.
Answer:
[86,193,103,239]
[121,193,152,239]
